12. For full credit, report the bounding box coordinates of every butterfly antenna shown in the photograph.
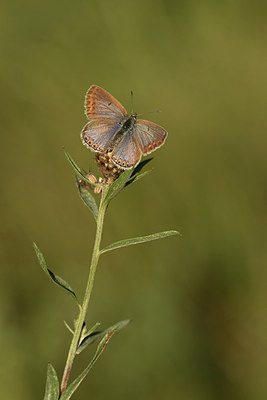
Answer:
[131,90,134,114]
[136,110,161,117]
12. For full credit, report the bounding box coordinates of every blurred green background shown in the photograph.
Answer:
[1,1,267,399]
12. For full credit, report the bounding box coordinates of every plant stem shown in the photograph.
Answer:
[60,186,108,396]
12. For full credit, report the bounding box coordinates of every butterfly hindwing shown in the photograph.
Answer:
[134,119,168,155]
[81,120,123,153]
[111,130,142,169]
[85,85,128,121]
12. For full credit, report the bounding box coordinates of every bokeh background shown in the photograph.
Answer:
[1,1,267,399]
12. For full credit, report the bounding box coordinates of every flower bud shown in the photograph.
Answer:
[94,185,102,194]
[87,173,97,184]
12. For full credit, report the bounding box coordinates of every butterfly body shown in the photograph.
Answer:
[106,114,137,152]
[81,85,167,169]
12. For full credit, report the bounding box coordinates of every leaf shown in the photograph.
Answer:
[64,321,74,335]
[126,169,152,186]
[100,230,180,255]
[124,158,153,187]
[65,151,92,185]
[129,158,153,180]
[60,322,124,399]
[75,176,99,221]
[43,363,59,400]
[33,242,79,306]
[64,320,101,345]
[76,331,105,355]
[86,321,101,336]
[77,319,130,355]
[78,322,101,349]
[103,169,133,205]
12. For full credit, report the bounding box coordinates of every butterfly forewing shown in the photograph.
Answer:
[111,130,142,169]
[85,85,128,120]
[134,119,168,155]
[81,120,123,153]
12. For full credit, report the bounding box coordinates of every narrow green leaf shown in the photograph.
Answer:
[104,169,132,204]
[126,169,152,186]
[104,159,154,204]
[76,331,105,354]
[65,151,92,185]
[75,176,99,220]
[77,322,101,349]
[100,230,180,255]
[86,322,101,336]
[61,323,122,399]
[130,158,153,177]
[77,319,130,354]
[64,321,74,335]
[43,363,59,400]
[33,242,79,306]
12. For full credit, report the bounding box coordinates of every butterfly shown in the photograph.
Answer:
[81,85,168,169]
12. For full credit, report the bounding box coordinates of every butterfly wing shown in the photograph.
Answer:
[111,130,142,169]
[82,85,129,153]
[85,85,128,121]
[111,118,167,169]
[81,120,125,153]
[134,119,168,155]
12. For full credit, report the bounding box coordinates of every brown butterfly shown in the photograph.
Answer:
[81,85,168,169]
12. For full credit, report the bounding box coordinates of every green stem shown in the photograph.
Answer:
[60,186,108,396]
